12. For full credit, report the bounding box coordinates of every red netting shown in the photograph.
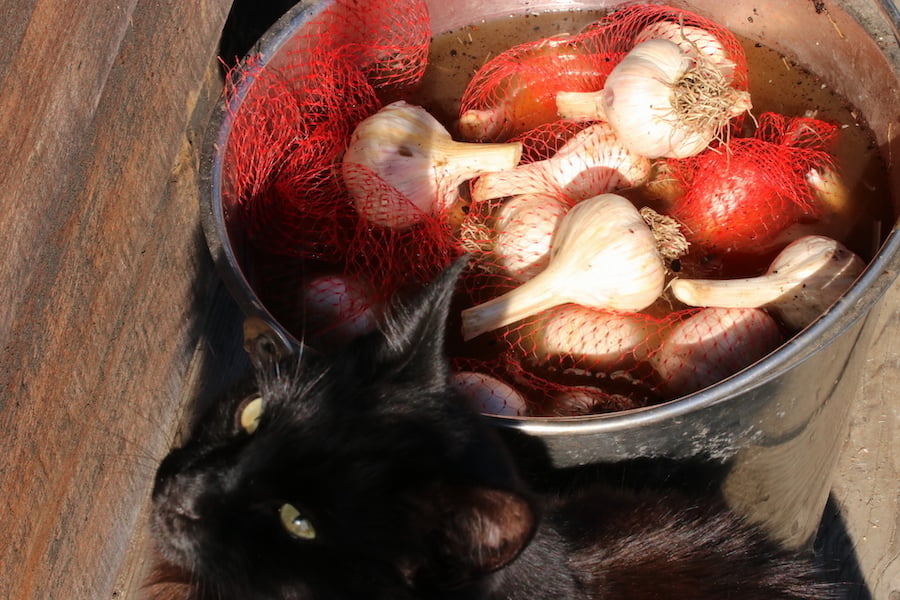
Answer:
[458,33,620,142]
[220,3,856,416]
[446,304,784,416]
[458,4,749,144]
[466,120,652,204]
[580,4,749,90]
[222,0,439,347]
[664,113,839,254]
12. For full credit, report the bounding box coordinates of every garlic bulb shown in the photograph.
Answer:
[670,235,866,330]
[492,193,569,281]
[461,193,666,340]
[451,371,529,416]
[518,305,658,370]
[633,21,736,80]
[556,39,752,158]
[471,122,651,202]
[651,308,782,397]
[342,101,522,228]
[301,274,379,349]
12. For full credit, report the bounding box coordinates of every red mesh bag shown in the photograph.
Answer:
[221,0,437,345]
[665,113,839,254]
[580,4,749,91]
[458,34,620,142]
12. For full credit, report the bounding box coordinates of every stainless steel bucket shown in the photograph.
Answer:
[199,0,900,548]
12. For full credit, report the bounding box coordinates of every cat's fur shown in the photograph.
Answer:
[151,258,836,599]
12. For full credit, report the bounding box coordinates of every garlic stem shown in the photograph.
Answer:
[555,90,607,121]
[471,122,650,202]
[670,235,866,330]
[461,193,665,340]
[342,101,522,228]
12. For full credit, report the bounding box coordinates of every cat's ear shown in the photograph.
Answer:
[402,482,536,588]
[368,255,469,380]
[242,316,296,368]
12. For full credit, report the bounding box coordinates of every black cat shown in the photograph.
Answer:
[150,258,837,599]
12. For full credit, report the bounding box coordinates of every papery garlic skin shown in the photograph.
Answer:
[671,235,866,331]
[451,371,529,416]
[471,122,651,202]
[461,193,666,340]
[493,193,569,281]
[651,308,782,397]
[556,39,751,158]
[519,304,658,370]
[633,21,736,80]
[342,101,522,228]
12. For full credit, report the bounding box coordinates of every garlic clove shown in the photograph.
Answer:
[471,122,651,202]
[342,101,522,228]
[461,193,666,340]
[451,371,529,416]
[670,235,866,330]
[556,39,751,158]
[492,192,569,281]
[650,307,782,397]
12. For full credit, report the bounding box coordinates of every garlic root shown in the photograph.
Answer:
[461,193,666,340]
[342,101,522,228]
[471,122,651,202]
[670,235,866,330]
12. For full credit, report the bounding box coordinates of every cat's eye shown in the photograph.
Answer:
[237,395,264,434]
[279,503,317,540]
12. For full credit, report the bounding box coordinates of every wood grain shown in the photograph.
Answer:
[0,1,233,598]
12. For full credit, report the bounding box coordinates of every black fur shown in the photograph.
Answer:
[151,258,837,599]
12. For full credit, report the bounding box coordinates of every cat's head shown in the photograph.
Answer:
[151,258,536,599]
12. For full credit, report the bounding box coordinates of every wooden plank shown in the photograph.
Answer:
[0,0,232,598]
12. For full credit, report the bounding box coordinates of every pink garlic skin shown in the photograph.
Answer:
[650,308,782,398]
[493,193,569,281]
[520,304,658,370]
[302,274,378,349]
[450,371,529,417]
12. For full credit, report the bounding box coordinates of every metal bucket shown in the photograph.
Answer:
[199,0,900,548]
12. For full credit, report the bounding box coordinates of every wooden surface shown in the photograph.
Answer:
[0,2,897,599]
[0,1,234,598]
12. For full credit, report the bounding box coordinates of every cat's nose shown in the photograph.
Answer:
[155,472,204,521]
